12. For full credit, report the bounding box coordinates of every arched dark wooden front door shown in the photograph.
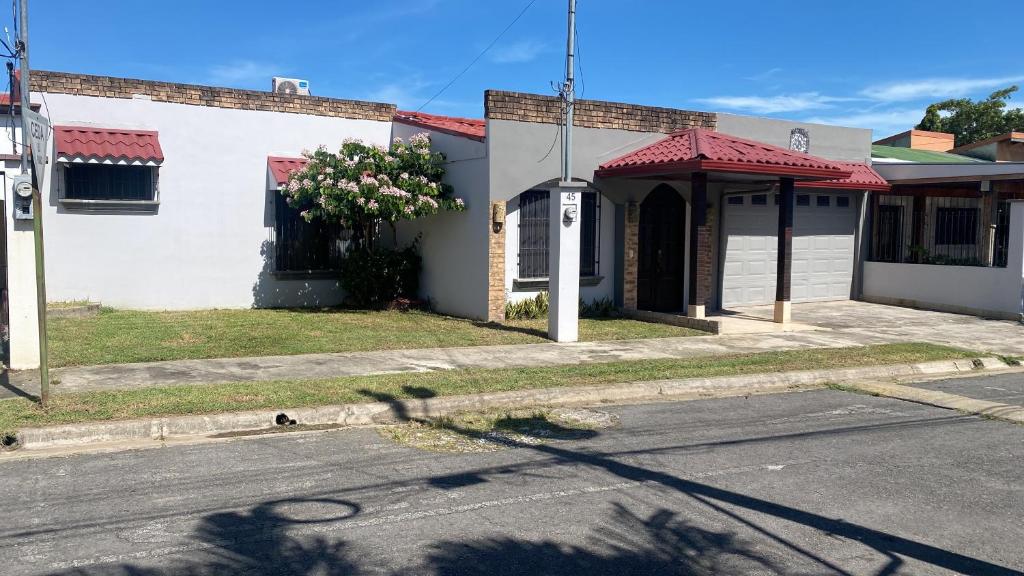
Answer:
[637,185,686,312]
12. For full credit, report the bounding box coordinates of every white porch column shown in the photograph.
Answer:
[548,182,587,342]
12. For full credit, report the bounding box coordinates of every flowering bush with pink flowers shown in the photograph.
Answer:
[282,132,465,250]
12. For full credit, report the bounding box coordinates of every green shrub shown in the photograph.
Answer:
[505,292,619,320]
[340,242,421,308]
[580,296,617,318]
[505,291,549,320]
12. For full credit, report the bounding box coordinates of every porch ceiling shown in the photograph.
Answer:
[595,128,853,182]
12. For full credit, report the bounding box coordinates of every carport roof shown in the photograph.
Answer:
[595,128,852,180]
[799,161,890,191]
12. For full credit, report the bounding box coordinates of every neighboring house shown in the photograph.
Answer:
[950,132,1024,162]
[863,131,1024,319]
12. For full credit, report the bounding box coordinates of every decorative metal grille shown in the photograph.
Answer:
[517,189,600,279]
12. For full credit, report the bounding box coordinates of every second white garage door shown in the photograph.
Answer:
[721,191,857,308]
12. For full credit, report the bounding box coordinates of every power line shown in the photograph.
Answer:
[415,0,538,112]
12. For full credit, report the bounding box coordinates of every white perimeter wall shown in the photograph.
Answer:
[33,92,391,310]
[862,202,1024,319]
[392,124,490,320]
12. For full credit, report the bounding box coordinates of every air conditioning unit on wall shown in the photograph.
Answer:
[272,77,310,96]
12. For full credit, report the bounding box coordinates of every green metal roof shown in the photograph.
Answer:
[871,144,986,164]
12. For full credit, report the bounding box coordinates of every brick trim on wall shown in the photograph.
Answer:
[31,71,396,122]
[487,202,507,322]
[485,90,716,133]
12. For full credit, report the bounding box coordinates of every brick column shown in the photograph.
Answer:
[487,201,506,322]
[688,173,711,318]
[774,177,795,323]
[623,201,639,310]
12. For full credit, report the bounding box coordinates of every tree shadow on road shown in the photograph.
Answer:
[41,399,1023,576]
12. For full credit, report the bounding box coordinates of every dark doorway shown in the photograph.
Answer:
[638,185,686,312]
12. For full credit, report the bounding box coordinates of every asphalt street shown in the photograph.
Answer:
[908,372,1024,405]
[1,376,1022,575]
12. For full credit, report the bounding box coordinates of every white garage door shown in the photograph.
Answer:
[721,192,856,308]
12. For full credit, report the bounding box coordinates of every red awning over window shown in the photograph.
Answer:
[54,126,164,165]
[267,156,308,187]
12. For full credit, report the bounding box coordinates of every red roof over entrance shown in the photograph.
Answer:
[267,156,308,186]
[596,128,851,180]
[54,126,164,164]
[798,161,890,191]
[393,110,486,142]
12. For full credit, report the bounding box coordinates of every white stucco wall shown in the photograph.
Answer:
[861,202,1024,319]
[32,92,391,310]
[392,123,490,320]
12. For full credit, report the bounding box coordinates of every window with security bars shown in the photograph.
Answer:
[870,195,1004,267]
[63,164,157,201]
[273,193,348,272]
[517,189,600,279]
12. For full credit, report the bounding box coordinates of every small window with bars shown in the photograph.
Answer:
[62,164,158,201]
[517,189,600,279]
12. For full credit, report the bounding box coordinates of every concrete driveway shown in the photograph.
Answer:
[728,300,1024,356]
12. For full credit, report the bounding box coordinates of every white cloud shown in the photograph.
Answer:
[359,77,477,115]
[803,108,925,138]
[861,75,1024,102]
[206,60,282,88]
[744,67,783,82]
[490,39,548,64]
[696,92,853,114]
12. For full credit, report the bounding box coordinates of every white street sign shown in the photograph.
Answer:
[25,108,49,185]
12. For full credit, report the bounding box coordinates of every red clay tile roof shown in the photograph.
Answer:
[54,125,164,163]
[267,156,308,186]
[596,128,851,180]
[799,161,889,191]
[394,110,485,141]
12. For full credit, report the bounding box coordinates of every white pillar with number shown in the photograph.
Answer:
[548,182,586,342]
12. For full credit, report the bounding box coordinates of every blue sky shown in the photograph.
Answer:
[30,0,1023,138]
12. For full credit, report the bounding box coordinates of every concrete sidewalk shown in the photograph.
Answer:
[5,330,894,398]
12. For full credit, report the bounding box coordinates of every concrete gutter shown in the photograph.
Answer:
[7,357,1011,454]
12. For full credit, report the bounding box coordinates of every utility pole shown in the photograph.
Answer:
[18,0,49,403]
[548,0,582,343]
[560,0,576,183]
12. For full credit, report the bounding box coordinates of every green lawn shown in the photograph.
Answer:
[2,343,972,432]
[47,308,702,368]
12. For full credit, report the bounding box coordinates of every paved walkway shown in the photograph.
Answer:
[2,301,1021,399]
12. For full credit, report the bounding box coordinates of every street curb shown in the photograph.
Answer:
[845,381,1024,425]
[10,356,1010,451]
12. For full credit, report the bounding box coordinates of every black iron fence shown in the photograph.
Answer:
[870,194,1009,267]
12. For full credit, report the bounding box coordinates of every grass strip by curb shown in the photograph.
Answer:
[1,343,973,433]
